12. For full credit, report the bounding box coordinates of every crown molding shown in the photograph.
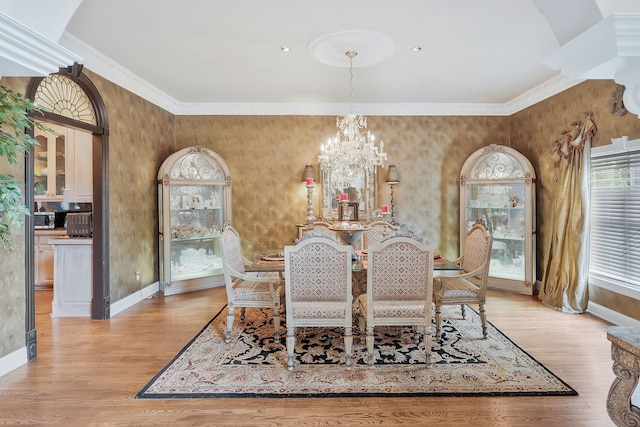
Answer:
[61,30,574,117]
[59,31,182,112]
[171,101,513,116]
[503,73,585,115]
[0,12,81,78]
[543,13,640,117]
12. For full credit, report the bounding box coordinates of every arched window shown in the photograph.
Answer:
[34,74,97,125]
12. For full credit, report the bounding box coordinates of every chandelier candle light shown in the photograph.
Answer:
[318,51,387,192]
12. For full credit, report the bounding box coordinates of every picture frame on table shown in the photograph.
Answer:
[339,202,359,221]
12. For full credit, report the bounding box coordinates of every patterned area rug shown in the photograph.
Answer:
[137,305,577,398]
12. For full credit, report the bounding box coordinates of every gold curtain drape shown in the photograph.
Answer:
[539,116,597,313]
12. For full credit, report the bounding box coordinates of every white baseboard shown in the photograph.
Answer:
[587,301,640,326]
[110,281,160,317]
[0,347,27,378]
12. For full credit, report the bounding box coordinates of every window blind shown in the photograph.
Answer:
[590,148,640,290]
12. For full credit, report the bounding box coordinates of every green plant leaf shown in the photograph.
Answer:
[0,84,49,251]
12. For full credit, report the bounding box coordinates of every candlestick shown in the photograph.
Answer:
[389,183,398,225]
[306,180,315,225]
[385,165,400,225]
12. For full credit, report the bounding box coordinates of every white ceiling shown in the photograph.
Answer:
[50,0,640,115]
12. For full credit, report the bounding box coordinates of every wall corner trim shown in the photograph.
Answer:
[109,282,160,317]
[542,13,640,117]
[0,346,27,378]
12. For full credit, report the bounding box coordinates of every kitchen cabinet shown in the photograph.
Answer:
[34,123,92,203]
[34,229,67,289]
[65,129,93,203]
[34,126,66,200]
[460,144,536,295]
[157,146,232,296]
[49,237,92,317]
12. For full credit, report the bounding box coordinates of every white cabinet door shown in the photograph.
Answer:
[34,234,56,288]
[34,123,93,203]
[34,124,67,201]
[39,244,55,286]
[67,129,93,202]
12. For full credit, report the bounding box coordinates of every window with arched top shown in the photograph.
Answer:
[33,74,97,126]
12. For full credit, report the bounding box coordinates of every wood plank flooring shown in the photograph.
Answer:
[0,287,616,426]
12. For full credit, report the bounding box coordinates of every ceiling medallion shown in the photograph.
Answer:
[308,28,395,68]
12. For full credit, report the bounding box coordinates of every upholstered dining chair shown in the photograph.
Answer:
[220,223,283,344]
[362,220,399,250]
[299,220,336,240]
[357,236,434,366]
[284,235,353,371]
[433,223,493,340]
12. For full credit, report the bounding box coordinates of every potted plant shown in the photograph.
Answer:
[0,84,47,251]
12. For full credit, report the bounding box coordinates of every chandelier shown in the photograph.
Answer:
[318,51,387,190]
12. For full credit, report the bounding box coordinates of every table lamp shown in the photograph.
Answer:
[385,165,400,225]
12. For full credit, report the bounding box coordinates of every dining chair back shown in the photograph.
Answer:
[220,223,282,343]
[433,223,492,339]
[357,236,434,366]
[363,220,399,250]
[299,220,336,239]
[284,235,353,371]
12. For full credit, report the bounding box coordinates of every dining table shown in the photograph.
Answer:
[245,250,462,297]
[246,250,461,274]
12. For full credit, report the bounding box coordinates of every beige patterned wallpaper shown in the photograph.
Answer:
[0,77,29,357]
[174,115,510,260]
[85,70,175,301]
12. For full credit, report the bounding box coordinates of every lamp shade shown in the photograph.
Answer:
[385,164,400,184]
[301,164,316,182]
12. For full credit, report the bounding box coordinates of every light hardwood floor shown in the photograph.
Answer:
[0,287,616,426]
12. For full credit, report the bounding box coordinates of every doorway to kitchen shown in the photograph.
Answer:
[24,63,109,360]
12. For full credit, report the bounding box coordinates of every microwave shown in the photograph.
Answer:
[34,212,56,229]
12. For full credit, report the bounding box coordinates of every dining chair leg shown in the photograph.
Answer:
[435,304,442,339]
[460,304,466,319]
[286,327,296,371]
[423,327,433,365]
[479,303,488,339]
[344,327,353,370]
[225,307,235,344]
[366,325,375,366]
[358,314,366,342]
[240,307,246,321]
[273,304,281,341]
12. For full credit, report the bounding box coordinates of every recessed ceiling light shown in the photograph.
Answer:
[280,46,290,53]
[412,46,422,52]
